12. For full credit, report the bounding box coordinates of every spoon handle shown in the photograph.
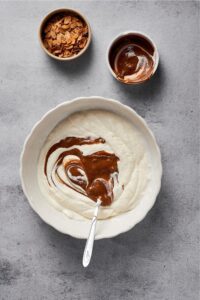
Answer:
[82,200,101,267]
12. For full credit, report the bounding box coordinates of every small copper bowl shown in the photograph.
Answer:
[39,8,92,61]
[107,31,159,85]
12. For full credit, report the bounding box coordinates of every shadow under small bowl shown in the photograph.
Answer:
[107,31,159,85]
[39,8,92,61]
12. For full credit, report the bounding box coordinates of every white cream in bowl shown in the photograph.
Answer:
[38,110,152,220]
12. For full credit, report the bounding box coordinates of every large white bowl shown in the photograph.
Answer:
[20,97,162,239]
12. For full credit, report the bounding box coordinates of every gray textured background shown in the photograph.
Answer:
[0,1,199,299]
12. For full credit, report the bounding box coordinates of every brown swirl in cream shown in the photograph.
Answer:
[44,137,119,206]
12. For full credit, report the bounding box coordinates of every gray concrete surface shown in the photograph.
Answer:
[0,1,199,299]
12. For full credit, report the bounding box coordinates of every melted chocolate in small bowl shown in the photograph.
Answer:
[108,32,159,84]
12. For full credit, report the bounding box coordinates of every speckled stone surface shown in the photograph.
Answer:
[0,1,199,299]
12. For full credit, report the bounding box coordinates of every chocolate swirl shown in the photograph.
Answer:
[109,34,155,83]
[44,137,119,206]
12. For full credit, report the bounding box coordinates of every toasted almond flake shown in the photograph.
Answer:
[79,37,87,48]
[51,31,57,39]
[53,49,62,54]
[62,24,69,30]
[65,31,71,39]
[64,16,71,24]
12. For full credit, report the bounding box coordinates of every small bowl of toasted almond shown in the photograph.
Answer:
[39,8,92,61]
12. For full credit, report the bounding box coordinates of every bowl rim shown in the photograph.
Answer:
[106,31,159,85]
[20,96,162,239]
[38,8,92,61]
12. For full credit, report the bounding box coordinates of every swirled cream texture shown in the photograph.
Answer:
[38,110,151,220]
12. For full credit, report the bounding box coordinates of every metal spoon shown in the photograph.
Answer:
[82,199,102,267]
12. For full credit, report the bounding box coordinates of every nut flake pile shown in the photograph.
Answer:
[42,14,88,58]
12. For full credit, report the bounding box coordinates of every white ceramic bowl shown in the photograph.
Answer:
[20,97,162,239]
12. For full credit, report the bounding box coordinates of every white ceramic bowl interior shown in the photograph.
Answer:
[20,97,162,239]
[107,31,159,84]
